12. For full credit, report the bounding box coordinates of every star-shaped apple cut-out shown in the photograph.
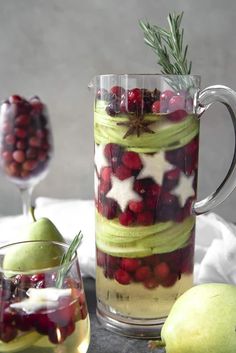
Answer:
[137,151,174,185]
[94,144,109,175]
[106,175,142,212]
[172,173,195,207]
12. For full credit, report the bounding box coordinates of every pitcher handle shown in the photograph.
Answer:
[193,85,236,215]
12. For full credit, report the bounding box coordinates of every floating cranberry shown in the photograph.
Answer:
[145,196,158,210]
[30,273,45,284]
[110,86,125,98]
[185,138,198,156]
[0,324,17,343]
[121,258,141,272]
[34,313,55,335]
[101,167,112,183]
[167,109,188,122]
[114,269,131,285]
[96,88,108,100]
[96,249,107,267]
[128,88,142,105]
[115,165,132,180]
[100,200,117,219]
[134,266,152,282]
[168,95,185,112]
[143,254,160,266]
[143,277,159,289]
[137,211,154,225]
[105,102,117,117]
[146,183,161,198]
[163,168,180,191]
[152,100,160,113]
[119,210,134,226]
[154,262,170,281]
[128,200,144,213]
[15,313,33,331]
[16,140,27,150]
[98,181,110,196]
[161,273,178,287]
[49,326,67,344]
[104,143,122,168]
[6,162,21,177]
[122,151,142,170]
[160,90,174,111]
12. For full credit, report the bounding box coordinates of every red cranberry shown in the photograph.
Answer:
[145,196,158,210]
[134,266,152,282]
[137,211,154,225]
[147,183,161,198]
[15,115,30,127]
[128,88,142,105]
[6,162,21,177]
[15,313,33,331]
[110,86,125,98]
[106,255,120,269]
[12,150,25,163]
[22,160,38,171]
[0,324,17,343]
[5,134,16,145]
[30,273,45,284]
[128,200,144,213]
[154,262,170,281]
[104,143,122,164]
[34,313,55,335]
[29,136,41,147]
[101,167,112,183]
[143,277,159,289]
[161,273,178,287]
[100,200,117,219]
[114,269,131,285]
[49,326,67,344]
[115,165,132,180]
[119,210,134,226]
[9,95,22,104]
[152,100,160,113]
[167,109,188,122]
[122,151,142,170]
[96,88,108,100]
[134,180,148,196]
[160,90,174,111]
[163,168,180,191]
[15,128,27,139]
[16,140,27,150]
[143,254,160,266]
[168,95,185,112]
[120,258,141,273]
[96,249,107,267]
[26,148,38,160]
[2,151,12,162]
[98,182,111,196]
[105,102,117,116]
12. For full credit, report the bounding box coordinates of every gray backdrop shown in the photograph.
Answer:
[0,0,236,221]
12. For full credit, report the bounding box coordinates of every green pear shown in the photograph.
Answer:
[151,283,236,353]
[18,217,64,243]
[3,218,65,272]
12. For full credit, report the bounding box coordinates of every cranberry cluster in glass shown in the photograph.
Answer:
[0,272,87,344]
[0,95,52,183]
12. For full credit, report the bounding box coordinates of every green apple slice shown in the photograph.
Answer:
[96,216,195,257]
[96,212,173,239]
[0,332,41,353]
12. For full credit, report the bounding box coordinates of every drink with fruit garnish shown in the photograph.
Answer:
[0,95,53,217]
[0,241,90,353]
[92,73,236,337]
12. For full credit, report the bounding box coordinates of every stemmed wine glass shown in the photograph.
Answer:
[0,95,53,217]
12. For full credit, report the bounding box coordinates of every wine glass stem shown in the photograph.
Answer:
[20,187,33,218]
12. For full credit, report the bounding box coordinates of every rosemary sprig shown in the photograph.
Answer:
[56,231,83,288]
[139,12,192,75]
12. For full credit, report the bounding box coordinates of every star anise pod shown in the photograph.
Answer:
[117,109,155,139]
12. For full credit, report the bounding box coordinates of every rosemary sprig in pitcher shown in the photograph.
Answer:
[139,12,194,91]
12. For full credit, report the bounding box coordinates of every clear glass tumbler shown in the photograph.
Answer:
[0,240,90,352]
[92,74,236,337]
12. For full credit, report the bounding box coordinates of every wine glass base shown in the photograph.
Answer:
[96,301,164,339]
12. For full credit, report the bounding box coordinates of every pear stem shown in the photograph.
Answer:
[30,206,37,222]
[148,340,166,350]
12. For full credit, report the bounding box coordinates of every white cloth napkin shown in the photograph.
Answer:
[0,197,236,285]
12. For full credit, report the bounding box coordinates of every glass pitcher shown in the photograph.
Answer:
[91,74,236,338]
